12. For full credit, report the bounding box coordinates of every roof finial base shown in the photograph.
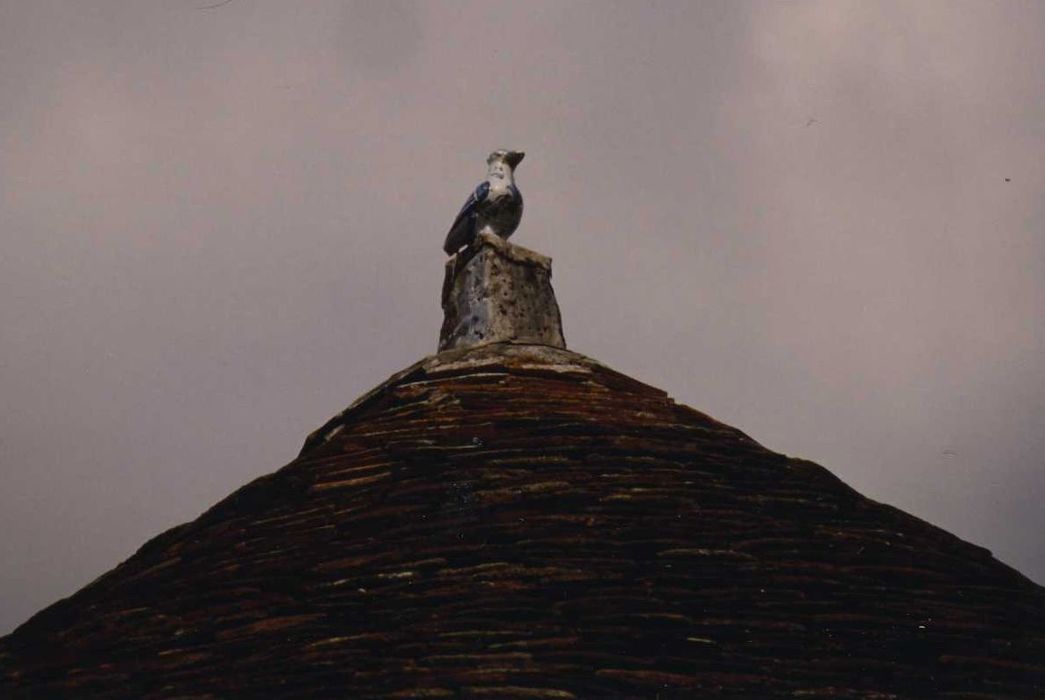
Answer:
[438,231,566,352]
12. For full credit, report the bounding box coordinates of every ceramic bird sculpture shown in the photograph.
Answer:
[443,149,525,255]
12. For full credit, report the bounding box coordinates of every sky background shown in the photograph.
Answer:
[2,0,1043,634]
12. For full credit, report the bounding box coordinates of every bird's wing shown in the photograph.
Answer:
[443,181,489,254]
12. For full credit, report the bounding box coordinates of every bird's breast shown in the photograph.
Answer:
[486,181,513,200]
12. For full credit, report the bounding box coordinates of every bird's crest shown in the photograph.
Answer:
[487,149,525,168]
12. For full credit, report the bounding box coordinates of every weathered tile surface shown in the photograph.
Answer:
[2,344,1043,698]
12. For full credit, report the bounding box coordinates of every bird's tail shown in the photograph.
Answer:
[443,218,474,255]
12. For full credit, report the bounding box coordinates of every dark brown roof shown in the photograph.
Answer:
[2,344,1043,699]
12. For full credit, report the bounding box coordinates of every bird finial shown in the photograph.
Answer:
[443,150,526,256]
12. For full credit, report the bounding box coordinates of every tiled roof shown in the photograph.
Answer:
[2,343,1043,698]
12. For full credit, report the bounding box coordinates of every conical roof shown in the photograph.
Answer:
[4,234,1044,698]
[2,342,1043,698]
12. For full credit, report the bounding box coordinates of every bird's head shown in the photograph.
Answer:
[487,149,525,176]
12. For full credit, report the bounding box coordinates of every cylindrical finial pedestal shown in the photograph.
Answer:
[439,231,566,352]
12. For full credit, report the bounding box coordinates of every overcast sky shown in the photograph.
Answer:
[2,0,1043,634]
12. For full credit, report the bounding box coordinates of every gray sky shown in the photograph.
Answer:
[2,0,1043,634]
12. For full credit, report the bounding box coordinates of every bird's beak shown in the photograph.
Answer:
[505,151,525,169]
